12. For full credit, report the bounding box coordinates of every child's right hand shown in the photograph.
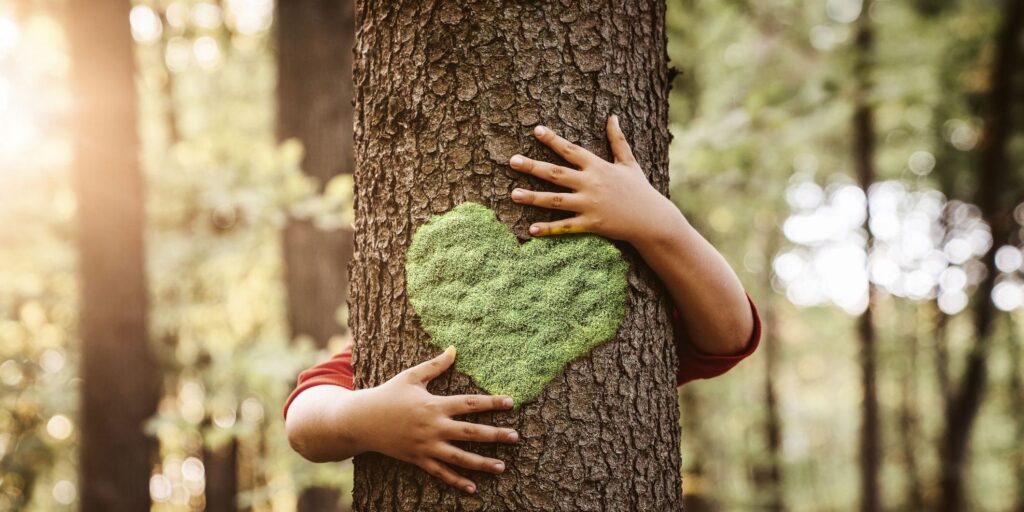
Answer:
[353,346,519,494]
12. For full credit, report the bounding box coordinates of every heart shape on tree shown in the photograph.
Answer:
[406,202,629,406]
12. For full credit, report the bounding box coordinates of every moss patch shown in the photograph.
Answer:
[406,202,629,406]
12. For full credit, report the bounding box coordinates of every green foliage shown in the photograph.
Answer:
[406,203,629,406]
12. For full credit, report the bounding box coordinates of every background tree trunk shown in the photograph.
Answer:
[760,233,785,512]
[68,1,161,510]
[852,2,881,510]
[202,433,239,511]
[939,0,1023,509]
[349,1,681,510]
[277,1,355,510]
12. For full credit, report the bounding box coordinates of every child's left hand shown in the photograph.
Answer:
[509,115,755,357]
[508,115,685,248]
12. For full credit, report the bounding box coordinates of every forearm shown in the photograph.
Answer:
[631,202,753,355]
[285,385,372,463]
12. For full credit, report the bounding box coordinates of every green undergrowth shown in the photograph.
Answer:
[406,202,629,406]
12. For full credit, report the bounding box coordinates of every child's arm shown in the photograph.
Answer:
[284,346,518,494]
[509,116,754,356]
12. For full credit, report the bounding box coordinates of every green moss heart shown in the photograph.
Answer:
[406,202,629,406]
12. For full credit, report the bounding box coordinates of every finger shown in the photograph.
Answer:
[510,189,582,212]
[532,125,600,167]
[432,443,507,475]
[419,459,477,494]
[509,154,583,189]
[607,115,639,168]
[443,419,520,444]
[442,394,514,416]
[406,345,456,384]
[528,217,588,237]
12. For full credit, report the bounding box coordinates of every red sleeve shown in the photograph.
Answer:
[282,343,354,420]
[282,296,761,419]
[674,294,761,386]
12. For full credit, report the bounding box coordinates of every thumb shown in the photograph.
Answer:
[407,345,456,384]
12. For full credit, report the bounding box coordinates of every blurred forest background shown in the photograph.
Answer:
[0,0,1023,511]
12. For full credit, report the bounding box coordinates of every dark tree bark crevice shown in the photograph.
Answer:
[349,1,681,510]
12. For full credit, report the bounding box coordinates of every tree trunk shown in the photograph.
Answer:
[1008,317,1024,511]
[349,1,681,510]
[203,434,239,511]
[852,2,881,510]
[760,235,785,512]
[68,1,161,510]
[898,303,924,511]
[939,1,1023,509]
[277,1,356,510]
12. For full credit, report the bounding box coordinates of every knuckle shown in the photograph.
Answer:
[449,451,462,465]
[465,396,480,409]
[462,424,479,437]
[551,195,563,208]
[549,166,563,181]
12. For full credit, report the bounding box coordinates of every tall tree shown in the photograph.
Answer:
[276,1,356,511]
[851,1,881,510]
[68,0,161,510]
[760,232,785,512]
[940,0,1024,508]
[348,1,681,510]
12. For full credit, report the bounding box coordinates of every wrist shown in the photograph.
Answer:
[629,202,692,255]
[339,387,382,455]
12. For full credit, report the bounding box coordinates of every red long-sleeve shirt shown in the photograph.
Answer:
[283,296,761,419]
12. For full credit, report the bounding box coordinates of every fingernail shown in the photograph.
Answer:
[507,431,519,442]
[511,189,524,200]
[510,154,523,166]
[612,115,620,127]
[464,484,476,494]
[534,125,547,137]
[502,397,514,408]
[529,225,541,235]
[494,462,505,473]
[445,345,457,359]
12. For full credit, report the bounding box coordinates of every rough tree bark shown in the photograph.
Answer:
[940,0,1023,508]
[851,2,880,511]
[276,1,355,510]
[349,1,681,510]
[68,1,162,510]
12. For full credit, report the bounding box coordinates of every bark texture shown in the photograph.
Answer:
[349,1,681,510]
[277,2,355,510]
[68,1,161,510]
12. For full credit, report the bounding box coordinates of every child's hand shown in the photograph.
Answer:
[508,115,685,248]
[357,347,518,494]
